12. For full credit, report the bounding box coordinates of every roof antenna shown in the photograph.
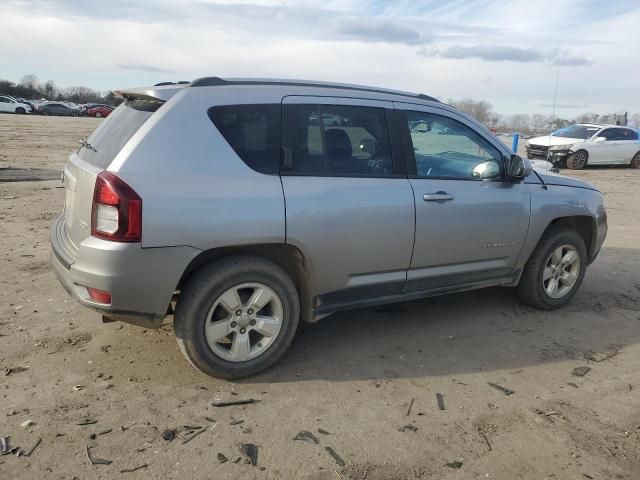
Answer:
[546,69,560,175]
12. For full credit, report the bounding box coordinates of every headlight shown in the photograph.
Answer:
[548,144,573,151]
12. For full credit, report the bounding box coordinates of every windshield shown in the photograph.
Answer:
[552,125,600,139]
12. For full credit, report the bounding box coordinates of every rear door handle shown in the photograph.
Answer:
[423,192,454,202]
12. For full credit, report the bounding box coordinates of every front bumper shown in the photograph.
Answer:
[50,215,200,328]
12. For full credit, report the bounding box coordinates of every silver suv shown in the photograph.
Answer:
[51,77,607,379]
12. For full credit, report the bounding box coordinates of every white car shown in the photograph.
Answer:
[526,123,640,169]
[0,95,32,114]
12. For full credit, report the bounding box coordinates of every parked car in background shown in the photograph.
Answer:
[86,105,113,118]
[51,78,607,379]
[526,123,640,169]
[0,95,32,114]
[36,102,80,116]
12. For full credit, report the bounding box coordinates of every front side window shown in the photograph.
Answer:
[598,128,616,140]
[209,104,281,174]
[404,111,502,180]
[283,104,392,176]
[553,125,600,139]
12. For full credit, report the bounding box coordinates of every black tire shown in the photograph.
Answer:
[174,255,300,379]
[15,107,26,114]
[567,150,588,169]
[42,110,50,116]
[517,228,587,310]
[630,152,640,169]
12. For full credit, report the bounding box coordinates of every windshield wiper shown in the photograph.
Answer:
[78,138,98,153]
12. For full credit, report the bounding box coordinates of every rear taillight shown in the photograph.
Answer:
[91,172,142,242]
[87,287,112,305]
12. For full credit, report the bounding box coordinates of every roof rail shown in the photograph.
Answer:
[189,77,439,103]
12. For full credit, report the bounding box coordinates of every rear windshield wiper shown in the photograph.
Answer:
[78,138,98,153]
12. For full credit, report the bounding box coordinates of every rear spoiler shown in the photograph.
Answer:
[114,84,186,102]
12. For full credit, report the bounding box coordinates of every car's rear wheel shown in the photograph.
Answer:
[174,255,300,379]
[71,111,79,117]
[42,110,49,115]
[15,107,26,114]
[630,152,640,169]
[567,150,588,169]
[517,228,587,309]
[95,112,102,118]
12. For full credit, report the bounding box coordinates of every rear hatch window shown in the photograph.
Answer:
[78,99,162,169]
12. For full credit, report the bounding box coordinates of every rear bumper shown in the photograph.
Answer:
[50,215,200,328]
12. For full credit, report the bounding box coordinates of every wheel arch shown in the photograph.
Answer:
[176,243,313,323]
[543,215,596,258]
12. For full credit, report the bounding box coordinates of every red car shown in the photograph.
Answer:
[86,105,114,118]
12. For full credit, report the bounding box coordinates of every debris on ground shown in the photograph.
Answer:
[436,393,446,410]
[212,398,259,407]
[181,426,207,444]
[3,366,28,376]
[120,464,149,473]
[325,446,345,466]
[85,445,112,465]
[567,382,579,388]
[446,461,463,469]
[406,398,415,416]
[584,348,620,362]
[20,420,34,428]
[217,453,229,464]
[488,382,514,395]
[120,422,138,431]
[572,366,591,377]
[398,424,418,432]
[229,419,244,426]
[240,443,258,466]
[77,418,97,426]
[73,385,86,391]
[479,431,492,451]
[161,429,175,441]
[318,428,332,435]
[98,429,112,436]
[293,431,319,444]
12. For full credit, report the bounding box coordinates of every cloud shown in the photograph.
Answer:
[420,44,590,66]
[435,45,545,62]
[539,102,589,109]
[116,64,175,73]
[335,17,429,45]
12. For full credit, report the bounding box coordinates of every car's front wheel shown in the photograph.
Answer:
[517,228,587,310]
[95,112,102,118]
[174,255,300,379]
[15,107,26,114]
[630,152,640,169]
[567,150,588,169]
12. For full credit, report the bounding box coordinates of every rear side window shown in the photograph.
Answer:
[282,104,393,176]
[208,104,281,174]
[79,99,161,169]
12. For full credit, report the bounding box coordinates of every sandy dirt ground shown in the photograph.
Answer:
[1,114,639,479]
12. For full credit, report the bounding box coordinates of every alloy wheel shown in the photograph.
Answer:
[542,244,581,299]
[573,151,587,169]
[204,283,283,362]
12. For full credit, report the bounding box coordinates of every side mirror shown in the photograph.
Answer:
[595,136,606,143]
[506,154,532,180]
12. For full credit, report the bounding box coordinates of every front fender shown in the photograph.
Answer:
[518,183,606,270]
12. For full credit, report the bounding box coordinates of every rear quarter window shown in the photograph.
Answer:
[208,104,281,174]
[78,99,161,169]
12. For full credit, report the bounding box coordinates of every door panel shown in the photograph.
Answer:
[394,102,530,292]
[406,178,530,291]
[281,96,415,303]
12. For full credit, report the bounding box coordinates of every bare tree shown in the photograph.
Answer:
[530,114,548,135]
[19,73,39,91]
[43,80,57,100]
[448,98,495,126]
[507,114,530,133]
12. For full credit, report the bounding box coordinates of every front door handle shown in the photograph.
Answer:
[423,192,454,202]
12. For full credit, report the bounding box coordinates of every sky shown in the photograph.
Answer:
[1,0,639,116]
